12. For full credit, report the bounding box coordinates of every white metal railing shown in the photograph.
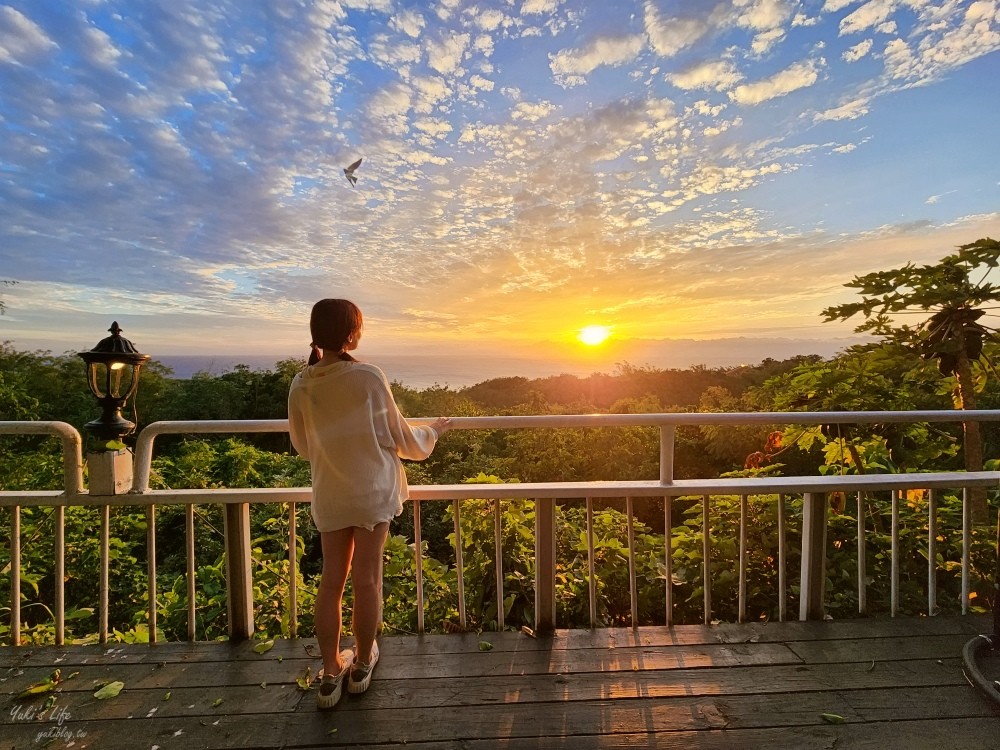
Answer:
[2,412,1000,646]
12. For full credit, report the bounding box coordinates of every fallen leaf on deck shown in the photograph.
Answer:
[94,680,125,700]
[252,640,275,654]
[260,682,267,689]
[820,713,845,724]
[163,692,171,701]
[478,640,493,651]
[16,668,62,700]
[212,698,223,708]
[329,728,338,735]
[295,666,313,691]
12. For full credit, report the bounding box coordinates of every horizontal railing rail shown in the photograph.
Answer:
[2,411,999,647]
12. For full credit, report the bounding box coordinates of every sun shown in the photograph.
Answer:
[577,325,612,346]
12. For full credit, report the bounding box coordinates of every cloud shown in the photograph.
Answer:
[644,2,710,57]
[822,0,860,11]
[814,96,870,121]
[390,8,426,37]
[926,190,957,204]
[521,0,563,14]
[0,6,57,64]
[843,38,874,61]
[735,0,795,31]
[549,33,645,85]
[730,59,823,105]
[2,0,998,359]
[839,0,896,35]
[427,32,470,74]
[667,59,744,91]
[751,28,787,54]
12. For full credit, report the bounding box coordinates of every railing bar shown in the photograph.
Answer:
[414,499,425,635]
[961,487,971,615]
[928,488,938,616]
[738,495,747,624]
[147,504,157,644]
[186,504,196,641]
[453,499,466,630]
[288,502,298,639]
[702,495,712,625]
[100,504,110,645]
[586,497,597,629]
[55,506,65,646]
[626,497,638,630]
[493,498,504,631]
[857,491,867,616]
[777,494,786,623]
[11,505,21,646]
[664,496,673,627]
[891,490,899,618]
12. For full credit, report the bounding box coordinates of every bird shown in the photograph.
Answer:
[343,157,362,187]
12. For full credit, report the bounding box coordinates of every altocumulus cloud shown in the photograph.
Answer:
[0,0,997,355]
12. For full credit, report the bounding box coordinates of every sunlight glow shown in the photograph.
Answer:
[578,325,612,346]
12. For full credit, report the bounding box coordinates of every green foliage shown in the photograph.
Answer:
[1,342,997,645]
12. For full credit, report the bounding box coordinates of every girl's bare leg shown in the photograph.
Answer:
[317,528,354,676]
[350,522,389,663]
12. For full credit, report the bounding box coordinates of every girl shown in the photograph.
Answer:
[288,299,451,709]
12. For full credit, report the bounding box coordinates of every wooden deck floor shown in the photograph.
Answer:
[2,616,999,750]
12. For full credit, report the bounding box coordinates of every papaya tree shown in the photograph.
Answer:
[822,237,1000,519]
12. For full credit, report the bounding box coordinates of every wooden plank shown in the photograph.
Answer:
[0,616,989,670]
[787,634,975,663]
[364,718,1000,750]
[2,617,994,750]
[2,656,974,713]
[3,684,994,749]
[1,642,801,701]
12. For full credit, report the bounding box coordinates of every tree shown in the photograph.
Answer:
[0,280,16,315]
[822,237,1000,519]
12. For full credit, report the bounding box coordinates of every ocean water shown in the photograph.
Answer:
[154,353,594,389]
[154,337,847,390]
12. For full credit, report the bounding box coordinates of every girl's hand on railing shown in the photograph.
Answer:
[431,417,452,437]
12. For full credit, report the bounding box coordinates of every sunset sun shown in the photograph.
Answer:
[577,325,612,346]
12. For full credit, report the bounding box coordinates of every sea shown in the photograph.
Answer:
[153,335,850,390]
[154,353,597,390]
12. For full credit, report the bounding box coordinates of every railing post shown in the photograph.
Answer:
[799,492,828,621]
[224,502,254,641]
[534,497,556,635]
[10,505,21,646]
[659,425,675,484]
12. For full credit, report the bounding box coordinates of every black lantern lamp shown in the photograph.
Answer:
[78,322,150,442]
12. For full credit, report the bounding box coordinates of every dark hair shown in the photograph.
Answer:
[308,299,363,365]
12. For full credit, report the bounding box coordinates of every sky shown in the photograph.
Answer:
[1,0,999,379]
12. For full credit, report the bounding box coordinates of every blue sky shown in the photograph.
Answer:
[1,0,998,372]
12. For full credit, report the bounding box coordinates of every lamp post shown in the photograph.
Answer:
[78,322,150,442]
[78,322,149,494]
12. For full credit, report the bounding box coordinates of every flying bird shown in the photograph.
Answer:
[343,157,362,187]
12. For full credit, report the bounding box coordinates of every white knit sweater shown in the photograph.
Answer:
[287,360,439,532]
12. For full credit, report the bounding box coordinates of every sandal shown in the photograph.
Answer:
[316,648,354,710]
[348,641,379,694]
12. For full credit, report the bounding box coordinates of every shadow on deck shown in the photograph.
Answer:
[2,616,998,749]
